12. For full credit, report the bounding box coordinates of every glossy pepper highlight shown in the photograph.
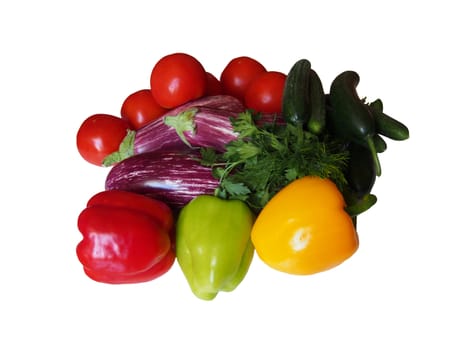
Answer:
[176,195,255,300]
[76,190,175,284]
[251,176,358,275]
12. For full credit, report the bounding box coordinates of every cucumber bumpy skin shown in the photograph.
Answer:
[307,68,326,135]
[373,109,410,141]
[345,142,377,198]
[368,98,410,141]
[281,59,311,126]
[328,71,381,176]
[373,134,387,153]
[345,193,377,218]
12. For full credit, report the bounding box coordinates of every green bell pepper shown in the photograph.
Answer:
[176,195,255,300]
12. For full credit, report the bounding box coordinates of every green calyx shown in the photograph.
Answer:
[102,129,136,167]
[163,108,198,148]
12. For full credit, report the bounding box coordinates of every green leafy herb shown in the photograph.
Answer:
[201,110,349,211]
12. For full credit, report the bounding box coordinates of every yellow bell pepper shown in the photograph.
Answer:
[250,176,358,275]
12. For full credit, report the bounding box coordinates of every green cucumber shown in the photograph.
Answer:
[368,98,383,113]
[373,134,387,153]
[345,142,377,198]
[282,59,311,126]
[307,68,326,135]
[345,193,378,217]
[373,109,410,141]
[368,99,410,141]
[328,71,381,176]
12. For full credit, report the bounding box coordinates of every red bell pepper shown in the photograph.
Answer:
[76,190,175,284]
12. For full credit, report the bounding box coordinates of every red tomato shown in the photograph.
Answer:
[244,71,287,114]
[76,114,130,166]
[121,89,168,129]
[205,72,223,96]
[220,56,266,102]
[150,53,207,109]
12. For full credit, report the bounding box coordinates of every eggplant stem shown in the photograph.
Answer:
[163,108,198,148]
[102,129,136,167]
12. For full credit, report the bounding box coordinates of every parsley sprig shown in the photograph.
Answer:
[200,110,349,211]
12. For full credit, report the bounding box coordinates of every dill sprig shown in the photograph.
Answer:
[200,110,349,211]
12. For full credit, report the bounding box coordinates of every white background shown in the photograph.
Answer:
[1,1,466,349]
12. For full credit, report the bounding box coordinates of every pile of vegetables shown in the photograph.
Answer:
[75,53,409,300]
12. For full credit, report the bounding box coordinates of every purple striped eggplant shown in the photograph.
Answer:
[105,150,219,209]
[103,95,245,166]
[162,94,245,115]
